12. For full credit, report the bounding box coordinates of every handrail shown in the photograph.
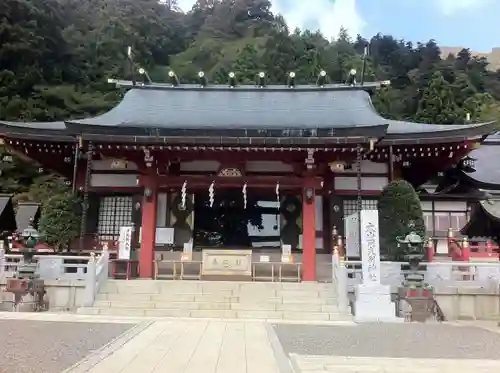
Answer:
[82,248,109,307]
[432,297,446,322]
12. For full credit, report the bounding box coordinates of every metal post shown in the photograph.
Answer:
[79,141,93,250]
[388,145,395,181]
[356,144,363,259]
[71,142,80,193]
[0,245,5,279]
[360,45,368,85]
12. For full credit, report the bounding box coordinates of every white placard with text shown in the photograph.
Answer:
[118,226,133,260]
[345,213,360,257]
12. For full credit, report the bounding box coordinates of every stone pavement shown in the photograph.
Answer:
[1,312,500,373]
[291,355,500,373]
[274,322,500,373]
[67,319,284,373]
[0,315,135,373]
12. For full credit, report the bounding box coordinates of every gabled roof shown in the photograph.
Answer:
[462,132,500,189]
[461,199,500,238]
[0,81,497,145]
[0,195,17,232]
[0,121,72,141]
[15,202,41,232]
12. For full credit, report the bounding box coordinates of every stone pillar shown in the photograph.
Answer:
[139,174,158,278]
[354,210,401,322]
[302,179,316,281]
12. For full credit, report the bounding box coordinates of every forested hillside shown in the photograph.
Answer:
[1,0,500,202]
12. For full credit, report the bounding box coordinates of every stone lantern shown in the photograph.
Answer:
[396,222,425,275]
[396,223,437,322]
[6,221,45,311]
[17,222,40,279]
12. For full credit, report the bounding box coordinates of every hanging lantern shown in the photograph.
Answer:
[143,149,154,168]
[209,181,215,208]
[181,180,187,210]
[242,182,247,209]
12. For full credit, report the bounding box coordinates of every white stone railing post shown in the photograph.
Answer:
[96,245,110,293]
[333,249,349,313]
[82,253,96,307]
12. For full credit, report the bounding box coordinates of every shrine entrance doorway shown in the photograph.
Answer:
[193,188,283,250]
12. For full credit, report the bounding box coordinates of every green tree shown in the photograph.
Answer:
[378,180,425,261]
[38,192,82,252]
[1,0,500,211]
[416,71,461,124]
[231,44,263,83]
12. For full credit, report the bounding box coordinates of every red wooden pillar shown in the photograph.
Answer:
[139,174,158,278]
[302,179,316,281]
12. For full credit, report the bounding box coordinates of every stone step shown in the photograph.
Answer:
[92,300,340,313]
[104,279,334,288]
[101,286,335,297]
[102,280,335,293]
[77,306,350,321]
[95,292,338,305]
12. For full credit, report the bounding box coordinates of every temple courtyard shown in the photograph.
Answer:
[0,313,499,373]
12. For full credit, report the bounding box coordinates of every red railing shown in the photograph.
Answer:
[446,228,500,261]
[331,226,500,262]
[9,233,118,254]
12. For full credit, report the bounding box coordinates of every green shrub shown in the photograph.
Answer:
[38,192,82,252]
[378,180,425,260]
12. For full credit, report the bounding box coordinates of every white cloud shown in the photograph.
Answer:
[176,0,366,40]
[271,0,365,40]
[176,0,197,12]
[436,0,491,15]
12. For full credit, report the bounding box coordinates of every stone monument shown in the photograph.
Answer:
[354,210,401,322]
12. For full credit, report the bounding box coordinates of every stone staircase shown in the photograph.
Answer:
[77,280,351,321]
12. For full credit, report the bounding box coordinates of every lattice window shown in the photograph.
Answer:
[97,196,133,241]
[343,199,378,217]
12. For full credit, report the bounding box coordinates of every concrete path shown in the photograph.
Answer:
[65,319,285,373]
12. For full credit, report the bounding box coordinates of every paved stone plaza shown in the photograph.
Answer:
[0,313,499,373]
[0,317,134,373]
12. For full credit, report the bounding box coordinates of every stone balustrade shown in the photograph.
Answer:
[0,247,110,310]
[344,260,500,290]
[0,250,89,281]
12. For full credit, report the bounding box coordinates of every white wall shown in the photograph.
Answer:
[338,160,388,174]
[334,176,388,191]
[90,174,138,187]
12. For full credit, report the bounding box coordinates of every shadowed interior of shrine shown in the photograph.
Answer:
[165,188,305,252]
[193,189,283,249]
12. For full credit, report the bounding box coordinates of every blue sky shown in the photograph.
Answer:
[177,0,498,51]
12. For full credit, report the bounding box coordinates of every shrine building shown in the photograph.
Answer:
[0,75,497,280]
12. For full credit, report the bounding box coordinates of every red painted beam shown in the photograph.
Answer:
[155,175,323,189]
